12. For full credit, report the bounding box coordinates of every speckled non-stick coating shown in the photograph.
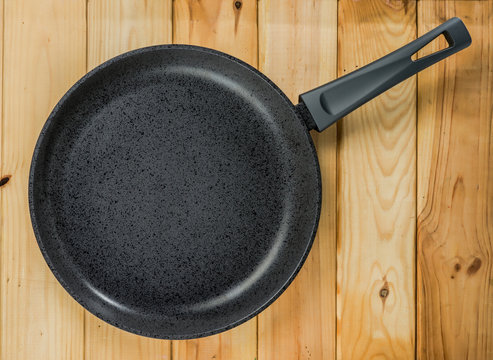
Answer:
[29,45,321,339]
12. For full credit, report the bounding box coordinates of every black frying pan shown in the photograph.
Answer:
[29,18,470,339]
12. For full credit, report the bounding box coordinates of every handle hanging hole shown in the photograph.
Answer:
[415,33,450,60]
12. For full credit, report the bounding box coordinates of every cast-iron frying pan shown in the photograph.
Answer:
[29,19,470,338]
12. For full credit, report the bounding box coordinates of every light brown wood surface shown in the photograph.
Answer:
[257,0,337,359]
[87,0,172,70]
[0,0,491,359]
[417,1,493,359]
[1,0,86,359]
[337,1,416,358]
[173,0,257,67]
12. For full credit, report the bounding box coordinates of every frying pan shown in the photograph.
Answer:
[29,18,471,339]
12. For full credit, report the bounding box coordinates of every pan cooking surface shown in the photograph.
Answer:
[29,46,320,338]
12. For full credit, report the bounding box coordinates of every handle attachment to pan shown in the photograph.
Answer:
[298,17,471,132]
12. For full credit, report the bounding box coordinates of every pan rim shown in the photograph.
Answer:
[28,44,322,339]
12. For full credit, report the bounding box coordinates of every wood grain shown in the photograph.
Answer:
[172,323,257,360]
[1,1,491,358]
[173,0,257,67]
[417,1,493,359]
[85,1,172,359]
[1,0,86,359]
[337,1,416,359]
[257,0,337,359]
[85,313,170,360]
[87,0,172,70]
[172,1,258,359]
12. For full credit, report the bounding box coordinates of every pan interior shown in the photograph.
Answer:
[30,46,320,338]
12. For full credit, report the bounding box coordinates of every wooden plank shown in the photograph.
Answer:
[257,0,337,359]
[85,1,172,359]
[336,1,416,359]
[172,324,257,360]
[417,2,493,359]
[171,1,258,359]
[0,6,3,329]
[87,0,172,70]
[0,0,2,201]
[173,0,257,67]
[1,0,86,359]
[85,313,171,360]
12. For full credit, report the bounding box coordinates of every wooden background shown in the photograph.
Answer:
[0,0,491,359]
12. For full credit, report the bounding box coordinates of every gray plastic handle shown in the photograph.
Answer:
[298,17,471,132]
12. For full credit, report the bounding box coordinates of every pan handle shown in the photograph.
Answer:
[297,17,471,132]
